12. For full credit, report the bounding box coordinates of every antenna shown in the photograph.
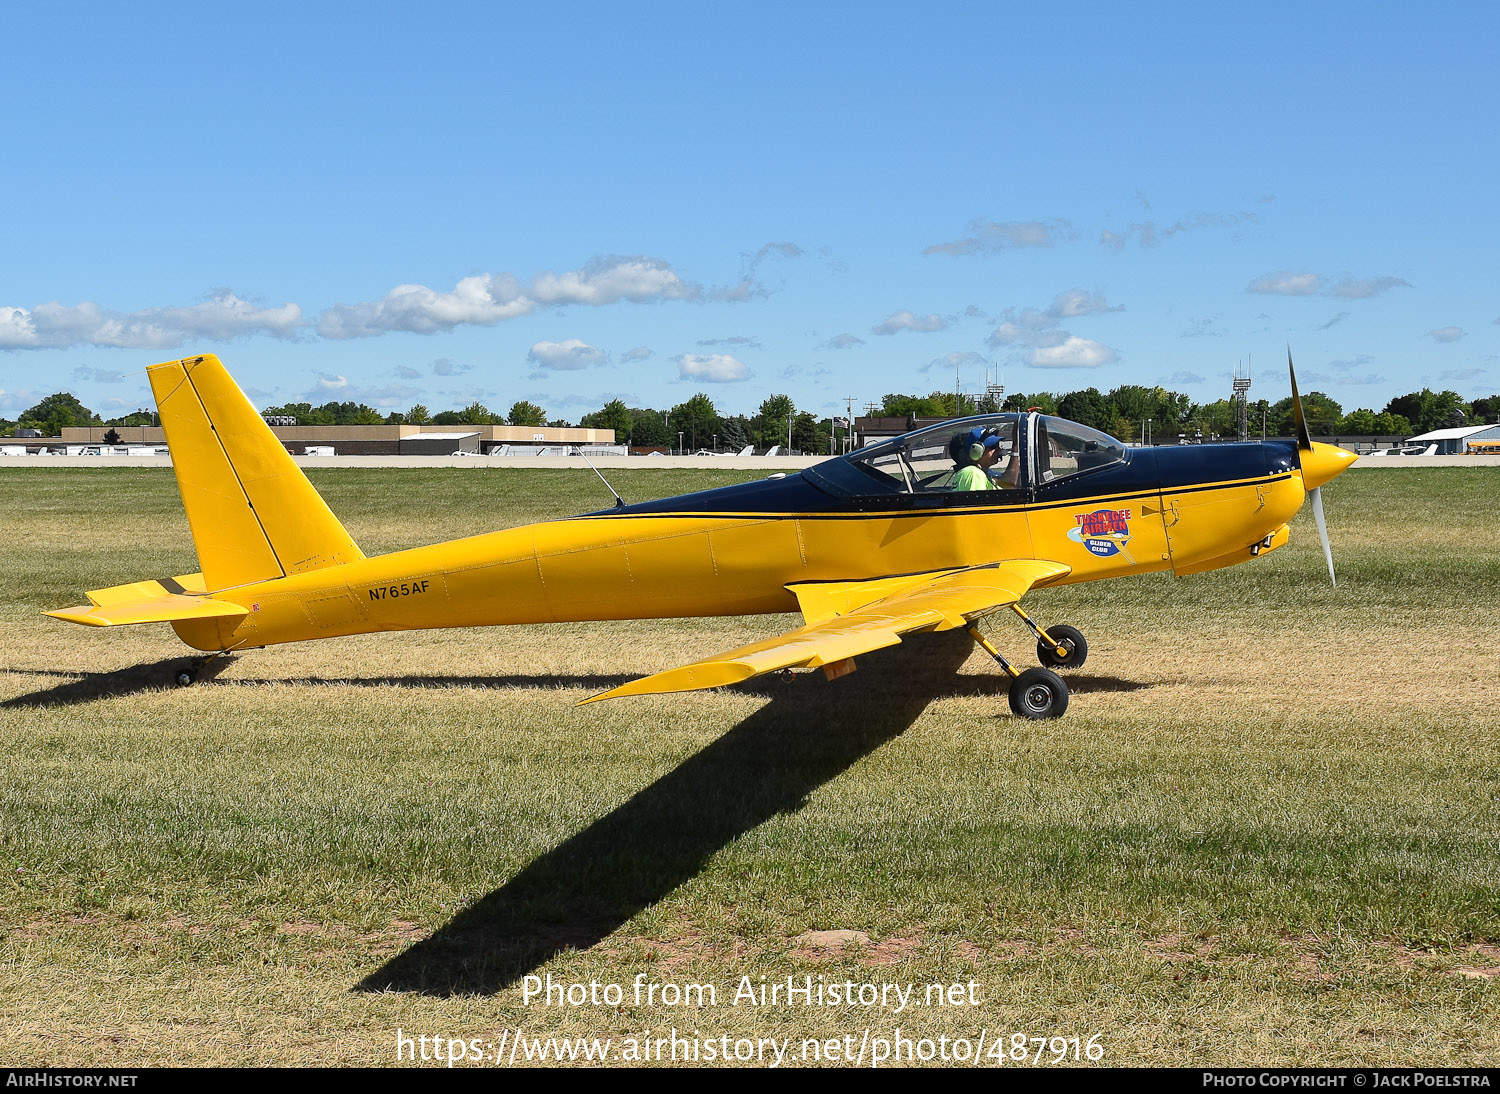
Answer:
[577,447,625,507]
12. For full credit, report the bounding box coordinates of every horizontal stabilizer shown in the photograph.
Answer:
[45,574,247,628]
[583,559,1071,703]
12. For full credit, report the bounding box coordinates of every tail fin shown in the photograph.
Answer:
[148,354,364,591]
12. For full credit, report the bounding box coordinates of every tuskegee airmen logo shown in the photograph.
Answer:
[1067,508,1135,562]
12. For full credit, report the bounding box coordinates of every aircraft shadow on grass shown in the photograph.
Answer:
[0,655,1145,711]
[354,632,1145,998]
[0,661,644,709]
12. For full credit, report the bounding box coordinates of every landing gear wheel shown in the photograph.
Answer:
[1009,667,1069,719]
[1037,624,1088,670]
[174,667,197,687]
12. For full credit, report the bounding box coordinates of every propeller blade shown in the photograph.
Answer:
[1309,485,1336,586]
[1288,347,1312,450]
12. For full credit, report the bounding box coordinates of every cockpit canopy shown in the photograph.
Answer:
[806,413,1127,497]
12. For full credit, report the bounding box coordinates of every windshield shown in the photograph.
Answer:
[1034,416,1127,485]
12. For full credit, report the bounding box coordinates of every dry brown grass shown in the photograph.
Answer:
[1,466,1497,1066]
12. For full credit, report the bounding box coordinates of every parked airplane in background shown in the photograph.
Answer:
[47,354,1355,718]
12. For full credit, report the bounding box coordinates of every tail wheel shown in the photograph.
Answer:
[1037,624,1088,670]
[1009,667,1069,719]
[174,667,197,687]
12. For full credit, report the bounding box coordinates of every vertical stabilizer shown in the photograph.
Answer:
[148,354,364,591]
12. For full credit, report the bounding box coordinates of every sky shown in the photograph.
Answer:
[3,1,1497,424]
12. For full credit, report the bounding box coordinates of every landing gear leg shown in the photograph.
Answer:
[1009,604,1088,670]
[967,624,1070,719]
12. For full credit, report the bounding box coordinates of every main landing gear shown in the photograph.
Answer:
[173,651,232,687]
[967,605,1088,719]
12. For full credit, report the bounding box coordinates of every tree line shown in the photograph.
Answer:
[5,384,1498,447]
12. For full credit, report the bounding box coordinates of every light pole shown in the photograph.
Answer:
[677,431,684,456]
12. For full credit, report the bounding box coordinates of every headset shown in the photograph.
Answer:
[950,427,1001,465]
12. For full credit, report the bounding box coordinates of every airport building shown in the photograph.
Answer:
[1403,423,1500,455]
[50,422,615,455]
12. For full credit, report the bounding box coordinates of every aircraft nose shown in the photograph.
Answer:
[1299,441,1358,489]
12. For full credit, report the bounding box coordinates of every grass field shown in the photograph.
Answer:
[2,465,1497,1067]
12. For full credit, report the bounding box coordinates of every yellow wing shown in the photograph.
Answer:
[581,559,1071,702]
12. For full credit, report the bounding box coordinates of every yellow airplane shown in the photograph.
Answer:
[46,353,1356,718]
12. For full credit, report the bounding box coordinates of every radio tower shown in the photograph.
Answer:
[984,365,1005,411]
[1232,359,1252,442]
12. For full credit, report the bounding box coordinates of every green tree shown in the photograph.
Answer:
[1268,391,1343,435]
[1470,395,1500,424]
[753,394,794,449]
[1188,399,1237,438]
[791,411,829,454]
[18,392,100,434]
[879,392,947,417]
[105,408,158,427]
[432,410,463,425]
[507,400,547,427]
[1056,388,1113,432]
[1384,389,1469,433]
[581,399,632,443]
[718,414,752,452]
[629,408,670,447]
[669,393,719,451]
[1000,391,1060,415]
[459,401,498,424]
[1374,412,1411,435]
[405,404,431,424]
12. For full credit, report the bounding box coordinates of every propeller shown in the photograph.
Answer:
[1289,348,1338,586]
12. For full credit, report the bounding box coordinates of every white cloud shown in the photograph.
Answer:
[873,310,948,336]
[920,350,986,374]
[749,241,803,266]
[1317,311,1352,330]
[987,322,1024,347]
[1180,316,1223,338]
[675,353,750,382]
[71,365,125,383]
[1248,271,1322,296]
[1248,270,1410,299]
[0,290,303,351]
[1439,368,1486,381]
[528,339,608,370]
[621,346,654,362]
[817,333,864,350]
[0,388,39,413]
[431,359,472,376]
[1427,326,1465,343]
[314,374,348,392]
[1103,212,1254,251]
[1026,337,1118,368]
[697,335,761,348]
[317,256,702,339]
[395,365,422,379]
[1166,371,1205,384]
[923,218,1071,256]
[1050,289,1122,319]
[1328,276,1410,299]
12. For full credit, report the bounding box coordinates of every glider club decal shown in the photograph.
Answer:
[1067,508,1135,562]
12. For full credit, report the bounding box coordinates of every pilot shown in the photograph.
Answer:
[950,427,1020,490]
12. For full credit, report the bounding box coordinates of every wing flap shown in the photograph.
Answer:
[583,559,1071,703]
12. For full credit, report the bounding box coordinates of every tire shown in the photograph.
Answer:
[1037,624,1087,670]
[1009,667,1069,719]
[174,668,196,687]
